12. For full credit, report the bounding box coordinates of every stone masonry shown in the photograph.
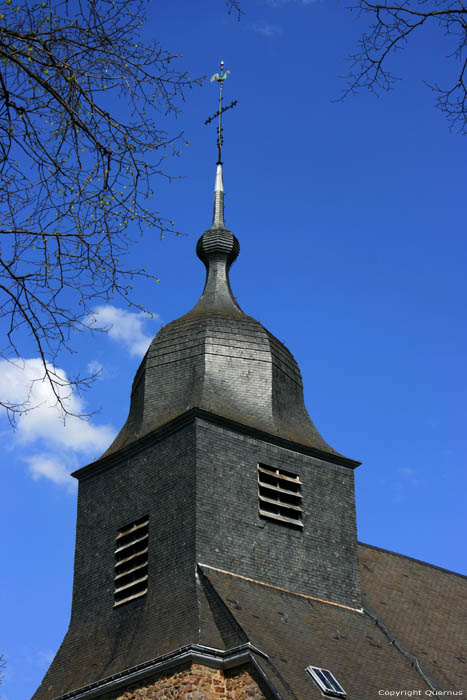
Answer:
[110,664,266,700]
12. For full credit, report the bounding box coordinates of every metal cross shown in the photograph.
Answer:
[204,61,238,165]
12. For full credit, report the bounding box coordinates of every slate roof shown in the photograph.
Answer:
[197,543,467,700]
[359,543,467,692]
[34,541,466,700]
[103,165,343,460]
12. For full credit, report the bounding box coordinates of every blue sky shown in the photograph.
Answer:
[1,1,466,698]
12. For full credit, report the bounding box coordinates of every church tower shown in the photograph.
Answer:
[33,66,458,700]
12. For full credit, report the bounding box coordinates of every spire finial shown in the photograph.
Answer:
[205,61,237,165]
[204,62,238,229]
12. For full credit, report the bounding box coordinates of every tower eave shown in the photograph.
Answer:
[72,408,361,482]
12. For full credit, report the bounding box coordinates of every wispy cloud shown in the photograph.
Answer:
[0,358,115,489]
[389,467,421,503]
[34,650,55,669]
[25,454,77,492]
[250,22,283,38]
[398,467,420,486]
[85,305,157,357]
[87,360,104,377]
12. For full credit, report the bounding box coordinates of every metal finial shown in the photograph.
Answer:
[204,61,238,165]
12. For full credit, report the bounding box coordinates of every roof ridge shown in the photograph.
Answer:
[361,595,441,693]
[358,541,467,579]
[196,564,249,648]
[199,563,363,613]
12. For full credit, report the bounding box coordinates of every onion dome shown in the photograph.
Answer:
[104,164,340,459]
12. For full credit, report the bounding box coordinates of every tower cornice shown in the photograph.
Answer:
[72,408,361,482]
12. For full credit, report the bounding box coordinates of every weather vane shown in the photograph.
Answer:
[204,61,238,165]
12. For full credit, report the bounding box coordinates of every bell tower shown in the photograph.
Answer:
[33,66,361,700]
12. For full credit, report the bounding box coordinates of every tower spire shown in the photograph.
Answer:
[193,64,241,313]
[204,61,238,229]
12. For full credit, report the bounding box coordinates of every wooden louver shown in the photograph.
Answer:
[258,464,303,528]
[114,515,149,606]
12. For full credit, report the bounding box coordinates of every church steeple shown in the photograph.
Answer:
[32,64,459,700]
[32,68,363,700]
[100,64,347,459]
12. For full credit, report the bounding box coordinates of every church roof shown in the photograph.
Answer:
[198,543,466,699]
[358,543,467,692]
[33,544,466,700]
[103,165,344,461]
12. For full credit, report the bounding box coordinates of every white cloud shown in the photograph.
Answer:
[26,453,76,492]
[85,304,157,357]
[0,358,115,489]
[250,22,283,38]
[0,358,114,452]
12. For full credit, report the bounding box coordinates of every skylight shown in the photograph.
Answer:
[306,666,346,697]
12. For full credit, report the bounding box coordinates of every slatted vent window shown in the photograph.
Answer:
[114,515,148,607]
[258,464,303,528]
[306,666,346,697]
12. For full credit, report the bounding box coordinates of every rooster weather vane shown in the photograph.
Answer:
[204,61,238,165]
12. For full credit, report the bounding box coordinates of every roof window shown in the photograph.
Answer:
[114,515,148,607]
[258,464,303,528]
[306,666,346,697]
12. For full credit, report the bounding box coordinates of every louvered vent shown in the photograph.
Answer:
[258,464,303,528]
[114,515,148,607]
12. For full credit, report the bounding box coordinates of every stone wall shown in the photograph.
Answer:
[113,663,266,700]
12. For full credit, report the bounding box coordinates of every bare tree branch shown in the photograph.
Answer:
[0,653,5,690]
[0,0,204,423]
[228,0,244,19]
[341,1,467,134]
